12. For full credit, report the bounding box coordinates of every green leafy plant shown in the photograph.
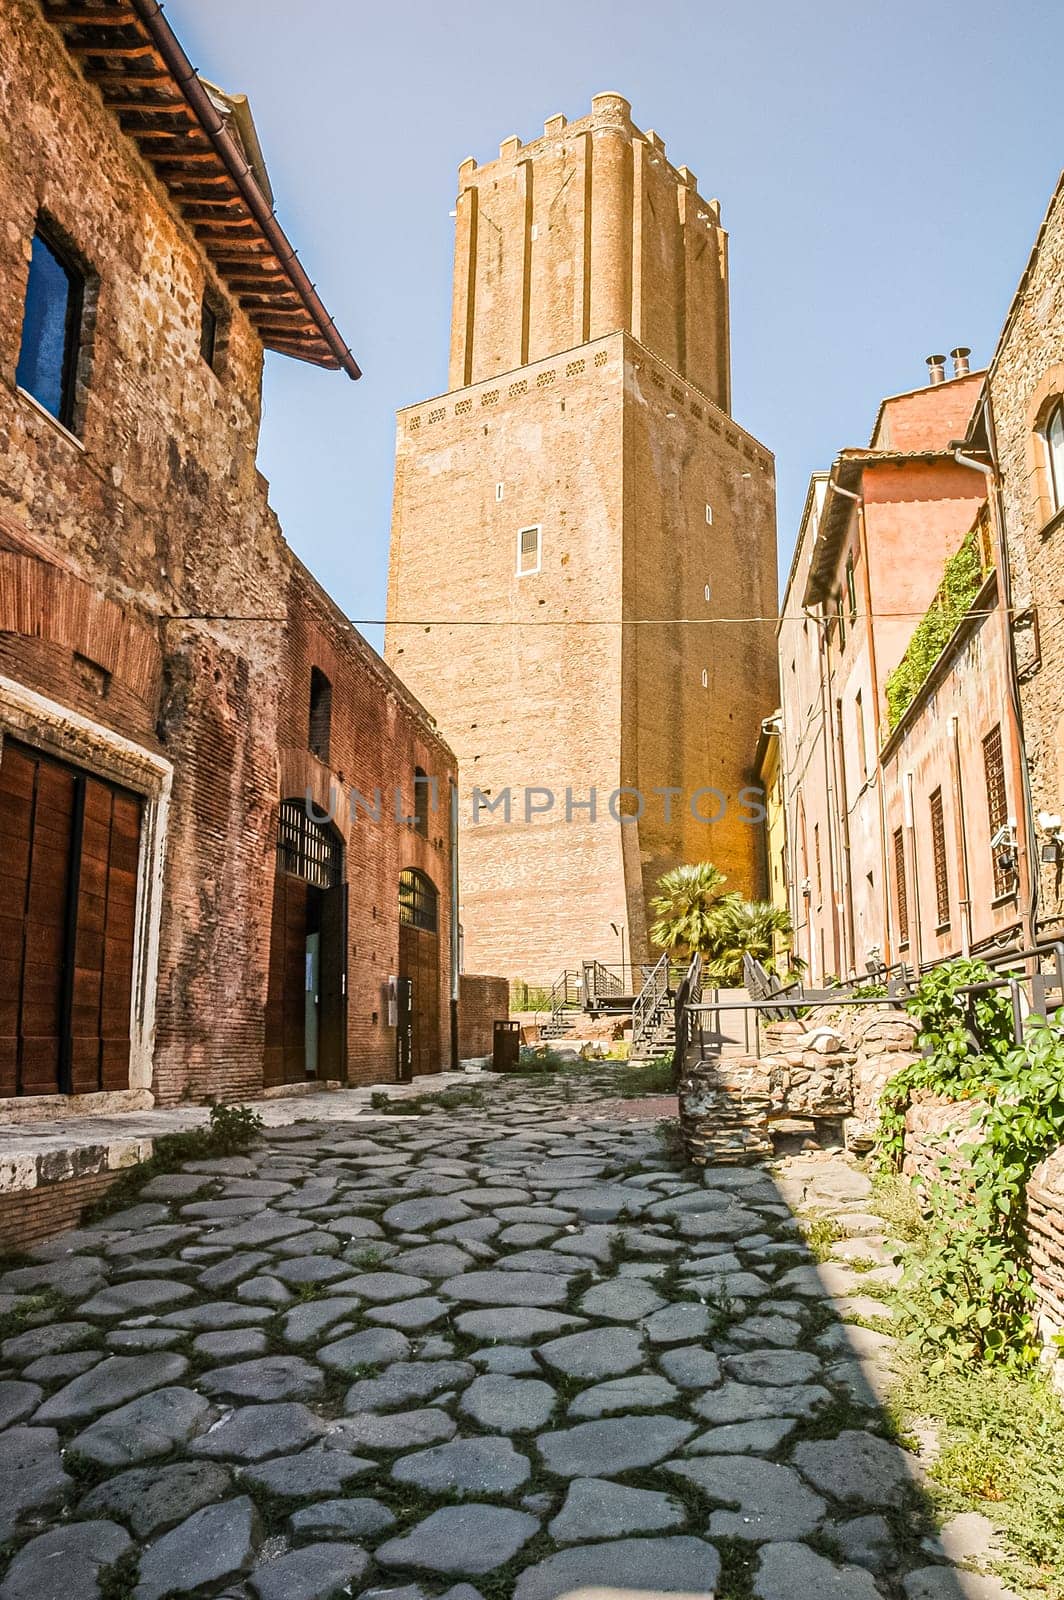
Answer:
[885,528,985,729]
[875,958,1064,1369]
[207,1100,264,1152]
[649,861,798,981]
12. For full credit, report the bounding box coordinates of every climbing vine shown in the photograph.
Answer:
[876,958,1064,1370]
[885,529,984,730]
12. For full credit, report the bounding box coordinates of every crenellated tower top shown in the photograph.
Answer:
[448,94,730,410]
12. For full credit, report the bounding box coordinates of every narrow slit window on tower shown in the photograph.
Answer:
[496,482,505,502]
[414,766,430,836]
[16,222,85,429]
[705,504,713,525]
[309,667,332,763]
[200,292,225,373]
[517,524,541,577]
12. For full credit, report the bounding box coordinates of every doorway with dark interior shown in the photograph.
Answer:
[397,867,439,1081]
[265,798,347,1087]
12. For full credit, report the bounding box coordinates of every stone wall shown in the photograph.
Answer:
[1027,1148,1064,1359]
[679,1004,919,1166]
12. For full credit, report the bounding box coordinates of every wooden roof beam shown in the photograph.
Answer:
[43,5,138,21]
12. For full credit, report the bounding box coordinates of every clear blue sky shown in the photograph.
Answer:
[171,0,1062,649]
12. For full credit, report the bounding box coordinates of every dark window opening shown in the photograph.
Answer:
[277,799,341,889]
[893,827,909,947]
[845,554,857,623]
[16,224,85,429]
[414,766,430,836]
[200,295,220,371]
[930,787,949,926]
[399,867,438,933]
[983,724,1012,897]
[309,668,332,763]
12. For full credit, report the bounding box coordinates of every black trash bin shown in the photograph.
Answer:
[492,1019,521,1073]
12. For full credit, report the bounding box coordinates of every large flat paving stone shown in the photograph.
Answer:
[512,1536,720,1600]
[688,1419,798,1455]
[377,1505,540,1576]
[550,1186,649,1220]
[0,1380,42,1427]
[0,1427,72,1540]
[367,1295,450,1329]
[388,1244,476,1278]
[2,1321,96,1364]
[340,1271,431,1301]
[693,1380,832,1425]
[200,1214,314,1248]
[453,1308,586,1343]
[755,1540,881,1599]
[657,1345,723,1390]
[537,1415,695,1476]
[250,1542,369,1600]
[666,1455,827,1542]
[568,1373,679,1418]
[440,1270,571,1307]
[78,1280,194,1318]
[391,1436,530,1493]
[133,1495,258,1600]
[791,1431,917,1507]
[549,1478,685,1543]
[336,1407,457,1451]
[578,1278,665,1320]
[78,1460,233,1539]
[34,1353,189,1424]
[242,1444,374,1498]
[535,1326,644,1380]
[344,1360,474,1412]
[319,1327,411,1371]
[460,1374,556,1432]
[725,1350,823,1385]
[0,1520,131,1600]
[902,1568,1020,1599]
[383,1197,475,1231]
[289,1498,395,1540]
[188,1402,324,1461]
[199,1355,324,1403]
[67,1386,214,1466]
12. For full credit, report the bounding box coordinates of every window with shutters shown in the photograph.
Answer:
[983,724,1012,897]
[930,788,950,927]
[516,524,541,577]
[399,867,438,932]
[277,799,341,889]
[893,827,909,947]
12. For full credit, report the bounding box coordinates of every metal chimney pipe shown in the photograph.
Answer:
[926,354,947,386]
[951,346,971,378]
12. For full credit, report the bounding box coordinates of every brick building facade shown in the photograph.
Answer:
[978,174,1064,937]
[777,363,1028,980]
[385,96,779,984]
[0,0,457,1109]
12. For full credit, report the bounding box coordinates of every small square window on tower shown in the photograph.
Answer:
[517,524,541,577]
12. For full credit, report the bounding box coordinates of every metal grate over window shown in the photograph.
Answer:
[930,788,949,927]
[399,868,438,933]
[893,827,909,947]
[277,799,341,889]
[983,724,1011,897]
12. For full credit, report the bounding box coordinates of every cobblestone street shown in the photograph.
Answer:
[0,1074,1012,1600]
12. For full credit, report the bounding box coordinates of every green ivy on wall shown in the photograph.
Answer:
[884,530,985,731]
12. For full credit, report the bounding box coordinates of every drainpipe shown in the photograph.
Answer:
[449,778,460,1070]
[953,438,1036,946]
[825,478,894,965]
[947,715,972,957]
[805,606,844,979]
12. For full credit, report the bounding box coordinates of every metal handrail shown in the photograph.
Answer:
[671,952,702,1083]
[632,953,670,1049]
[581,959,624,1009]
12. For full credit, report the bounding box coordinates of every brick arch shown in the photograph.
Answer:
[1022,361,1064,529]
[0,549,160,709]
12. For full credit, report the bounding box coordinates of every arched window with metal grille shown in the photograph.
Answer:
[399,867,438,932]
[277,799,342,889]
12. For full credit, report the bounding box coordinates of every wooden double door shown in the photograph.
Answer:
[397,920,439,1081]
[0,739,141,1097]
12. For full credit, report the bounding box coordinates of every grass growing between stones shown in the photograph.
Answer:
[867,1172,1064,1597]
[0,1288,70,1341]
[798,1212,844,1262]
[893,1359,1064,1598]
[369,1087,488,1116]
[81,1103,264,1223]
[713,1535,758,1600]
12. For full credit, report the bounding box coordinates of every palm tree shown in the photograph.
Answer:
[701,896,796,986]
[649,862,730,958]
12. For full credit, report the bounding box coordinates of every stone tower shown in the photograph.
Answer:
[386,94,778,983]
